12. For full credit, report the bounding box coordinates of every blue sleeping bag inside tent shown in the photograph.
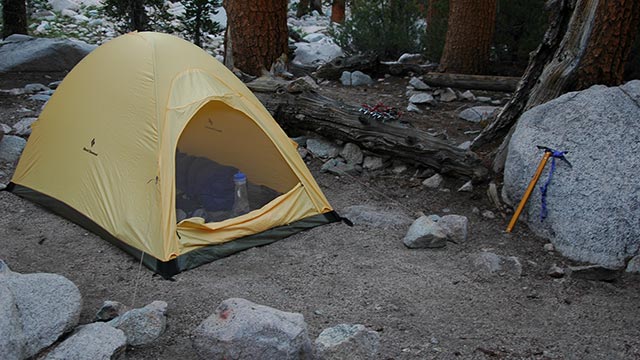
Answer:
[175,152,238,212]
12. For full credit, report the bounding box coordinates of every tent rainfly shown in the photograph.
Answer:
[7,32,340,278]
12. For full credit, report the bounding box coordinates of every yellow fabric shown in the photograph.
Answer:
[11,32,333,261]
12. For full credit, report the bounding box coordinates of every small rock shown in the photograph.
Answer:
[340,71,352,86]
[192,298,313,360]
[350,71,374,86]
[491,99,502,105]
[439,88,457,102]
[291,136,308,147]
[306,138,341,159]
[362,156,385,171]
[1,123,12,135]
[547,264,565,278]
[437,214,468,243]
[340,143,363,165]
[458,181,473,192]
[458,106,500,123]
[341,205,412,228]
[29,94,51,101]
[406,103,422,113]
[12,117,37,136]
[460,90,476,101]
[95,300,128,322]
[321,159,358,176]
[472,207,480,215]
[403,216,447,249]
[315,324,380,360]
[472,251,522,277]
[544,243,555,252]
[409,92,436,105]
[457,141,471,151]
[24,83,49,93]
[626,255,640,273]
[392,163,407,174]
[569,265,620,282]
[409,77,430,90]
[303,33,326,42]
[60,8,78,17]
[44,323,126,360]
[108,300,167,346]
[477,96,492,103]
[297,147,309,159]
[481,210,495,219]
[398,53,423,64]
[422,174,443,188]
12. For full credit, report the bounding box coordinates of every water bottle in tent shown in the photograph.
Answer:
[231,171,250,216]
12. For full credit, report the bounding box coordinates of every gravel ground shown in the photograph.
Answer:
[1,72,639,360]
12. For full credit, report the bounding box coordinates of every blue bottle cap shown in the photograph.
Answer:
[234,171,246,181]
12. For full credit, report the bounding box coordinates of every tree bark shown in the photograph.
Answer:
[469,0,640,175]
[471,0,576,151]
[247,77,488,180]
[421,73,519,92]
[574,0,640,89]
[331,0,345,23]
[297,0,322,17]
[224,0,289,76]
[438,0,497,74]
[2,0,27,38]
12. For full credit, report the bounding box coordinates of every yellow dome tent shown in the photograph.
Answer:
[8,32,338,277]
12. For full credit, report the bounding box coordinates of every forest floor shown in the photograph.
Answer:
[1,72,639,360]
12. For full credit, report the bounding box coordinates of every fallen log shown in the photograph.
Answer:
[421,72,520,92]
[247,77,488,180]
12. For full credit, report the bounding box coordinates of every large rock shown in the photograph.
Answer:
[403,216,447,249]
[458,106,500,123]
[315,324,380,360]
[44,323,126,360]
[193,298,313,360]
[342,205,413,229]
[0,280,25,360]
[0,34,96,73]
[0,261,82,358]
[292,38,343,67]
[108,300,167,346]
[504,81,640,267]
[0,135,27,164]
[48,0,80,12]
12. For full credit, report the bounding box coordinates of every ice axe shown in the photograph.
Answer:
[506,146,571,233]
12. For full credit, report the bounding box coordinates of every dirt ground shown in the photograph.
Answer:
[1,72,639,360]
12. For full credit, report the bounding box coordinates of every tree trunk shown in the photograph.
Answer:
[224,0,289,76]
[438,0,497,74]
[471,0,576,151]
[129,0,149,31]
[296,0,309,17]
[421,72,519,92]
[2,0,27,38]
[247,77,488,180]
[297,0,322,17]
[472,0,640,174]
[331,0,345,23]
[574,0,640,89]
